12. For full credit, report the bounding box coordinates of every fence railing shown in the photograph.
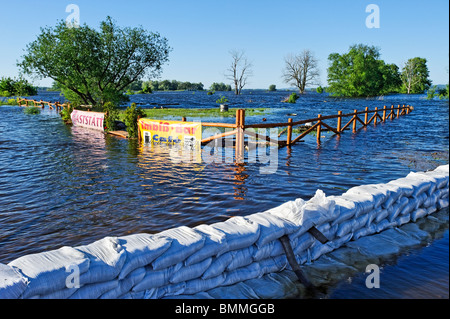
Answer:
[200,105,413,149]
[17,98,71,111]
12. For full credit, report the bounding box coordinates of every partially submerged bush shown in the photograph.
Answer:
[103,102,119,132]
[123,102,145,138]
[24,106,41,115]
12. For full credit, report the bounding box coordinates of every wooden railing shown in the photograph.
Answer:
[200,105,414,148]
[17,98,71,111]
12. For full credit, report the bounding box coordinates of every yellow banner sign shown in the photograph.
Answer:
[138,118,202,146]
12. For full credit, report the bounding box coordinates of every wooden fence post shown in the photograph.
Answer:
[287,118,293,146]
[364,107,369,125]
[390,105,395,120]
[317,114,322,144]
[382,105,387,121]
[374,107,378,125]
[235,109,245,162]
[337,111,342,132]
[397,105,400,118]
[352,109,357,132]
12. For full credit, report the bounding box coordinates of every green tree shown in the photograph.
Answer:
[316,86,324,94]
[268,84,277,91]
[326,44,400,97]
[0,77,37,97]
[400,57,432,94]
[210,82,232,91]
[18,16,171,107]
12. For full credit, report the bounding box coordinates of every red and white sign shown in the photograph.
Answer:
[71,110,105,131]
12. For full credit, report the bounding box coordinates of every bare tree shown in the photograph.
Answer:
[226,50,253,95]
[282,50,320,94]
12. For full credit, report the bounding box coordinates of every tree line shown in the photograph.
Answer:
[15,17,442,110]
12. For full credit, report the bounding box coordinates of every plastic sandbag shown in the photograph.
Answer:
[170,257,212,284]
[100,267,146,299]
[132,263,182,292]
[345,184,391,208]
[352,224,377,241]
[388,196,409,221]
[0,264,29,299]
[69,279,118,299]
[226,246,255,271]
[395,214,411,226]
[422,192,440,208]
[336,219,355,238]
[410,208,428,222]
[183,274,226,295]
[328,196,358,226]
[152,226,205,270]
[75,237,127,285]
[341,191,374,216]
[434,164,449,174]
[8,246,90,299]
[222,263,262,287]
[264,198,306,225]
[406,172,436,197]
[293,232,315,255]
[421,170,449,189]
[144,282,186,299]
[202,251,233,280]
[253,239,285,261]
[438,198,449,209]
[186,224,228,265]
[210,216,260,252]
[388,177,415,198]
[375,219,397,233]
[245,212,298,247]
[296,190,337,230]
[375,208,390,223]
[258,255,288,275]
[118,233,172,279]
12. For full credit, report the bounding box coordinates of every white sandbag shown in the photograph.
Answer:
[309,242,335,261]
[352,213,370,232]
[336,219,355,238]
[437,198,449,209]
[379,183,403,209]
[245,212,298,247]
[183,274,226,295]
[75,237,127,285]
[252,239,285,261]
[8,246,90,299]
[422,192,440,208]
[132,263,182,292]
[400,197,420,216]
[366,207,381,226]
[69,279,118,299]
[0,264,29,299]
[210,216,260,252]
[375,208,390,223]
[222,263,262,287]
[388,196,409,221]
[293,232,315,255]
[352,224,377,240]
[296,190,337,230]
[119,291,145,299]
[118,233,172,279]
[264,198,306,224]
[426,205,437,215]
[257,255,288,275]
[207,281,260,299]
[186,224,228,266]
[395,214,411,226]
[434,164,449,174]
[100,267,146,299]
[152,226,205,270]
[388,177,415,198]
[405,172,436,197]
[169,257,212,284]
[410,208,428,222]
[226,246,255,271]
[328,196,358,226]
[375,219,397,233]
[144,282,186,299]
[341,191,373,216]
[202,251,233,280]
[40,286,77,299]
[413,192,428,210]
[421,171,449,189]
[345,184,391,208]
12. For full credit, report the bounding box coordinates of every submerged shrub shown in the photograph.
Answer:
[24,106,41,115]
[103,102,119,132]
[123,102,145,138]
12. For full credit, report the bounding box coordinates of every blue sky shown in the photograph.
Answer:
[0,0,448,89]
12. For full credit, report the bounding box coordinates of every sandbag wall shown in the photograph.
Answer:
[1,164,448,299]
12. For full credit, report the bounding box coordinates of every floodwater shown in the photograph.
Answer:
[0,90,448,298]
